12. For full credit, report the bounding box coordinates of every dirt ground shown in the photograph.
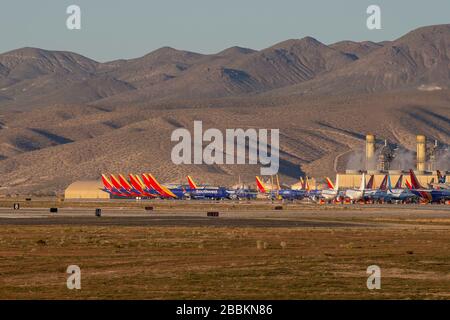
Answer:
[1,210,449,299]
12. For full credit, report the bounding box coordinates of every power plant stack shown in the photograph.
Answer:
[339,133,448,189]
[365,134,375,170]
[416,135,427,173]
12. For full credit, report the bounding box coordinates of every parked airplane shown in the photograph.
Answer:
[366,175,375,189]
[393,174,403,189]
[384,175,415,203]
[109,174,139,197]
[143,173,182,199]
[101,174,153,198]
[364,175,389,202]
[101,174,127,197]
[141,174,231,200]
[118,174,145,197]
[230,187,258,200]
[185,176,232,200]
[221,177,258,200]
[255,176,306,200]
[308,176,340,203]
[430,170,450,190]
[129,174,158,198]
[344,173,366,203]
[409,170,450,203]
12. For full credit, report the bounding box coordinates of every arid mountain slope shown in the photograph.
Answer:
[0,24,449,195]
[94,37,356,106]
[1,24,449,109]
[273,24,450,96]
[0,48,136,111]
[0,90,449,195]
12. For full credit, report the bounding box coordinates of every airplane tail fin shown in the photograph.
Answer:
[147,173,177,198]
[366,175,374,189]
[101,174,114,191]
[143,173,162,195]
[135,174,146,189]
[334,175,339,191]
[405,178,412,190]
[129,174,144,193]
[255,176,267,193]
[360,173,366,191]
[325,177,335,190]
[141,174,153,190]
[187,176,198,190]
[394,175,403,189]
[110,174,123,190]
[409,169,424,189]
[379,175,388,191]
[118,174,133,190]
[437,170,446,183]
[305,177,310,191]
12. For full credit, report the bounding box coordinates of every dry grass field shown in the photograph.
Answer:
[1,220,449,299]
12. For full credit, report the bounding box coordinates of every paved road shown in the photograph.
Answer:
[0,208,370,228]
[0,206,448,228]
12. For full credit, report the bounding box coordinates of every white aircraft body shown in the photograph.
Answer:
[344,173,366,202]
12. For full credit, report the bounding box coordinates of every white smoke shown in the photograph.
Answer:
[435,147,450,171]
[390,149,415,170]
[346,149,365,170]
[345,144,450,172]
[346,148,392,171]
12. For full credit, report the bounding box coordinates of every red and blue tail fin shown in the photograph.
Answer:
[255,176,267,193]
[409,170,424,189]
[110,174,124,190]
[101,174,114,191]
[187,176,198,190]
[146,174,177,198]
[325,177,334,190]
[405,179,412,190]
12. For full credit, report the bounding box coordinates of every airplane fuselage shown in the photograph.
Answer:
[188,187,230,200]
[386,189,415,201]
[345,189,364,201]
[411,189,450,202]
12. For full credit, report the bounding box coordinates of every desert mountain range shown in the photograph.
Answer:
[0,24,449,195]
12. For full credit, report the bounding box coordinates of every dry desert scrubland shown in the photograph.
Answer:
[1,207,450,299]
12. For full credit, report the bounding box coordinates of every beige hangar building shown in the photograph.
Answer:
[65,181,109,200]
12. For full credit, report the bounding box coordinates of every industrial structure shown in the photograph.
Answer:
[416,135,427,172]
[338,134,449,189]
[336,170,446,189]
[365,134,376,170]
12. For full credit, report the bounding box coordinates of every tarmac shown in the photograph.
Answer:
[0,205,449,228]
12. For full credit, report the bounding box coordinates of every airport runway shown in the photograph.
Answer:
[0,208,368,228]
[0,206,449,228]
